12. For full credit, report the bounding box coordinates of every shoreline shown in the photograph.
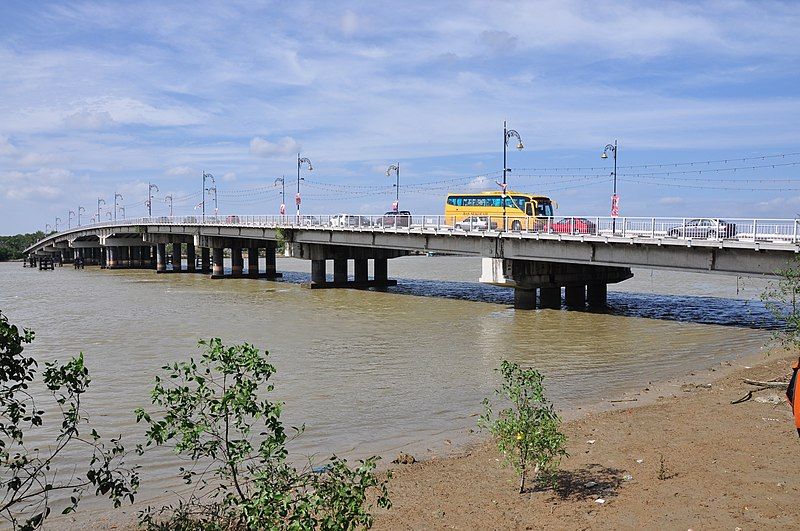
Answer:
[373,348,800,529]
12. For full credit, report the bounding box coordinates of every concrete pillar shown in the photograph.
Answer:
[231,247,243,277]
[201,247,211,273]
[212,248,224,278]
[265,245,277,279]
[354,258,368,283]
[186,242,196,272]
[156,243,166,272]
[587,284,608,307]
[514,288,536,310]
[311,259,326,285]
[100,247,107,268]
[333,258,348,284]
[539,287,561,309]
[131,246,140,268]
[374,258,388,284]
[120,246,130,268]
[171,243,182,272]
[107,247,115,268]
[565,285,586,308]
[248,247,259,277]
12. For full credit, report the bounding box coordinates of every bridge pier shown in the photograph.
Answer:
[538,287,561,309]
[514,288,537,310]
[311,259,326,285]
[587,283,608,308]
[333,258,348,283]
[265,244,280,280]
[156,243,167,273]
[231,247,243,277]
[100,247,107,269]
[201,247,211,273]
[354,258,368,283]
[171,243,182,272]
[565,285,586,308]
[288,244,402,289]
[248,247,259,278]
[212,248,224,278]
[186,242,196,273]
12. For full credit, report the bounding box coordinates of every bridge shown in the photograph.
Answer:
[24,214,800,310]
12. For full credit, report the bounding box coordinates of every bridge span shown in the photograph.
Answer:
[24,214,800,310]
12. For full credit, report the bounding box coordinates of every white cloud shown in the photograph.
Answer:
[0,136,18,156]
[249,136,301,157]
[0,168,73,201]
[658,196,685,205]
[63,109,115,129]
[166,165,193,176]
[222,171,236,182]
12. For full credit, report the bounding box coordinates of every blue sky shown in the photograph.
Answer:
[1,0,800,233]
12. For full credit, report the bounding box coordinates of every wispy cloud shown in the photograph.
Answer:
[250,136,301,157]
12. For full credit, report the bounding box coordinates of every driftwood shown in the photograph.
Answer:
[743,378,788,389]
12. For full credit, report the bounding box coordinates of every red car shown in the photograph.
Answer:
[549,217,597,234]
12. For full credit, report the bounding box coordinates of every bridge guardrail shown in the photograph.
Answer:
[28,214,800,251]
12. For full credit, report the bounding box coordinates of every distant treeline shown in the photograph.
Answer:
[0,232,46,261]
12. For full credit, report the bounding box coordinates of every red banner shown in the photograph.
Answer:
[611,194,620,217]
[279,203,286,215]
[391,200,398,212]
[295,193,301,206]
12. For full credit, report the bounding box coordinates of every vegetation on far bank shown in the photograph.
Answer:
[0,232,48,261]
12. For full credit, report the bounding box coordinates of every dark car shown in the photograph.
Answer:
[549,217,597,234]
[379,210,412,228]
[667,218,736,239]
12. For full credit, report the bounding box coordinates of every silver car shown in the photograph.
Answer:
[330,214,373,228]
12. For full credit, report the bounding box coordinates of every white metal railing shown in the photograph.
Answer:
[28,214,800,251]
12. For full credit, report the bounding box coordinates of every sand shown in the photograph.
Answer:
[372,352,800,530]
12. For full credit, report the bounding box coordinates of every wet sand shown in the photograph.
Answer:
[372,351,800,530]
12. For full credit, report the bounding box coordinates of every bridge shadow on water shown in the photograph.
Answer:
[274,271,779,330]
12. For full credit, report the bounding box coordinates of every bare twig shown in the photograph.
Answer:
[743,378,788,389]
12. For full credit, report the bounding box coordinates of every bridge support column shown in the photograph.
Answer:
[186,242,196,273]
[156,243,167,273]
[201,247,211,273]
[539,287,561,309]
[514,288,536,310]
[374,258,388,285]
[587,284,608,307]
[354,258,368,284]
[311,259,326,285]
[211,248,224,278]
[247,247,259,278]
[131,246,141,268]
[231,247,243,277]
[106,247,115,268]
[565,285,586,308]
[265,244,280,279]
[333,259,348,284]
[171,243,182,272]
[100,247,107,269]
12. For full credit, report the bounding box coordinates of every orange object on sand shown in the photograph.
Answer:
[788,357,800,437]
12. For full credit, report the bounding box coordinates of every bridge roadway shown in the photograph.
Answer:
[23,214,800,310]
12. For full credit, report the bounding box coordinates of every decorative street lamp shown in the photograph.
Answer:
[502,120,524,229]
[202,171,214,221]
[114,192,123,221]
[97,197,106,223]
[206,186,218,216]
[601,139,619,229]
[274,177,286,216]
[118,206,126,219]
[147,182,159,217]
[106,212,112,220]
[68,210,75,229]
[296,154,313,220]
[55,217,61,232]
[78,206,85,226]
[386,163,400,212]
[165,195,173,217]
[46,223,51,233]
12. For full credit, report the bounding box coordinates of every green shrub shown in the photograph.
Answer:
[135,338,390,530]
[480,361,568,493]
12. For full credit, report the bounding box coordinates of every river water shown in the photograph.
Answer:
[0,257,778,507]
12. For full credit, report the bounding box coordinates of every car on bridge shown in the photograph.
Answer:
[225,215,241,223]
[666,218,736,239]
[330,214,373,227]
[377,210,412,228]
[548,217,597,234]
[454,216,498,231]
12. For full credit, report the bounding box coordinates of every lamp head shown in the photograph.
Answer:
[516,141,524,150]
[308,164,313,171]
[600,151,608,159]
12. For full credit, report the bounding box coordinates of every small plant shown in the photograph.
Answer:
[0,310,138,529]
[480,361,568,493]
[657,453,670,481]
[135,338,390,529]
[762,257,800,350]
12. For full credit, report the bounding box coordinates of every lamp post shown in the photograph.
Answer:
[386,163,400,211]
[274,177,286,216]
[46,223,51,233]
[68,210,75,229]
[114,192,123,221]
[147,182,159,217]
[296,154,313,220]
[55,217,61,231]
[601,139,618,231]
[202,171,214,221]
[165,195,173,217]
[118,206,125,219]
[206,186,218,216]
[106,212,112,220]
[502,121,524,230]
[78,206,85,226]
[97,197,106,223]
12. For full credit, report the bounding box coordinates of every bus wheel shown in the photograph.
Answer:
[511,220,522,231]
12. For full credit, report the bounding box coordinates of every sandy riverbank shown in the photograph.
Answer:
[372,351,800,530]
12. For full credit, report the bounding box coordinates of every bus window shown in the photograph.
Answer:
[535,202,554,217]
[526,202,533,216]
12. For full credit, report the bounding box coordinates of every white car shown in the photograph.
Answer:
[454,216,498,231]
[329,214,373,228]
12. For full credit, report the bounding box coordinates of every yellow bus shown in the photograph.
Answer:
[444,191,554,231]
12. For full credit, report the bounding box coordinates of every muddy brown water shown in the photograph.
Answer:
[0,256,776,512]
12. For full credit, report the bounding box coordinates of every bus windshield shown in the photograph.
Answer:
[536,201,554,217]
